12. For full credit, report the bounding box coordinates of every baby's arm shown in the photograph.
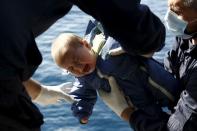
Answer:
[70,78,97,124]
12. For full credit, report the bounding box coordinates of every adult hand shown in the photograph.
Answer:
[97,75,136,121]
[33,82,76,105]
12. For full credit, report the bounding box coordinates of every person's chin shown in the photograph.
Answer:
[81,70,94,77]
[73,72,85,77]
[87,68,95,74]
[75,69,95,77]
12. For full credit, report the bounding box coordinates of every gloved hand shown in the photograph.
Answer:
[97,70,136,121]
[33,82,76,105]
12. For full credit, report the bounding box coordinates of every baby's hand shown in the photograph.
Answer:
[71,101,93,124]
[80,116,89,124]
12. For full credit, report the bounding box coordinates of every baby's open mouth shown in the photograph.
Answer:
[83,64,90,73]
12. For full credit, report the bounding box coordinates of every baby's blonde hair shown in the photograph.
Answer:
[51,33,82,68]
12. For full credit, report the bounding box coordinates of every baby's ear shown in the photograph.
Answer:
[81,39,91,49]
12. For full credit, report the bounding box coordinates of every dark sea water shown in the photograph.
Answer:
[34,0,173,130]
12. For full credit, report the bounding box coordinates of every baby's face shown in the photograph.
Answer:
[62,40,97,77]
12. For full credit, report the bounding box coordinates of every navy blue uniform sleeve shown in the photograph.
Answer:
[69,0,165,55]
[0,0,72,80]
[70,78,97,120]
[0,1,42,81]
